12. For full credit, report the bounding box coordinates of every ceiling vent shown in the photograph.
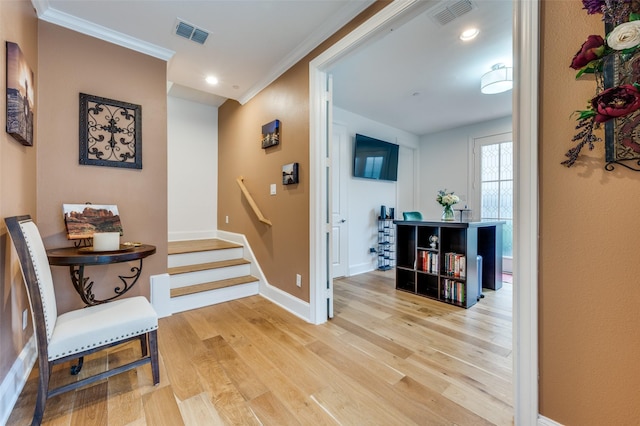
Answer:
[174,19,210,45]
[429,0,475,26]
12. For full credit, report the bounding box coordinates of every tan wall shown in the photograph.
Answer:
[218,1,389,302]
[36,22,168,314]
[540,2,640,424]
[0,0,38,383]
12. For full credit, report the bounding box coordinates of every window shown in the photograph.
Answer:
[473,133,513,269]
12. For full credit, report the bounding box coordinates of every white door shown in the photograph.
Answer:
[331,123,349,278]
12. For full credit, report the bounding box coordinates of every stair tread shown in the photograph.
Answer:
[168,239,242,255]
[170,275,259,298]
[168,258,250,275]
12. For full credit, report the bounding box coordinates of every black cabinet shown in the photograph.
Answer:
[394,220,503,308]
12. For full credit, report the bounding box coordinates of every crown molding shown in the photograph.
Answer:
[31,0,174,61]
[237,0,375,105]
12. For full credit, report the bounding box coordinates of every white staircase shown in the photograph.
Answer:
[166,239,260,314]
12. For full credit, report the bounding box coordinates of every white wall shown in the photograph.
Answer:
[333,107,420,275]
[419,116,512,221]
[167,96,218,240]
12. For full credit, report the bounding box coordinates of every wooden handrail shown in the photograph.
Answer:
[236,176,272,226]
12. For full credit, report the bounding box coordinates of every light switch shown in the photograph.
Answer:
[270,184,276,195]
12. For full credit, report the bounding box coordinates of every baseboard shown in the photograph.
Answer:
[349,262,376,276]
[538,415,563,426]
[168,230,217,241]
[259,280,311,322]
[150,273,172,318]
[0,335,36,425]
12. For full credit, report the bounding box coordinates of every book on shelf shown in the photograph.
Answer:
[442,279,465,303]
[418,250,438,273]
[444,252,466,278]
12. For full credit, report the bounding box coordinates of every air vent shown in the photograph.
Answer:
[174,19,210,45]
[429,0,475,26]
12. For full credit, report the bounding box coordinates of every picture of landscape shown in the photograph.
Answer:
[63,204,123,239]
[6,41,35,146]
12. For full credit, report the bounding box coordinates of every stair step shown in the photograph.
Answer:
[170,275,259,298]
[168,239,242,255]
[168,258,250,275]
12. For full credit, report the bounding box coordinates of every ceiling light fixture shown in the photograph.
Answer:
[205,76,219,85]
[460,28,479,41]
[480,63,513,94]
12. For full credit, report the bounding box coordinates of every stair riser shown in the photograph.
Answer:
[170,282,260,314]
[168,247,243,268]
[169,263,251,288]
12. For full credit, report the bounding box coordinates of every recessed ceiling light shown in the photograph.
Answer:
[205,76,219,85]
[460,28,479,41]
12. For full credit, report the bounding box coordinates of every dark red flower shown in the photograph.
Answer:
[570,35,605,70]
[581,0,605,14]
[591,84,640,123]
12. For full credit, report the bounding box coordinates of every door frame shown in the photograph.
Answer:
[309,0,539,423]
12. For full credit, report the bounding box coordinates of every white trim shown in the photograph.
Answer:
[238,1,375,105]
[34,2,174,61]
[538,415,564,426]
[150,273,172,318]
[0,335,37,426]
[259,282,311,322]
[170,282,259,314]
[513,0,540,424]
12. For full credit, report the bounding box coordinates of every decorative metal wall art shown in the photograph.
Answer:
[79,93,142,169]
[261,119,280,149]
[6,42,35,146]
[564,2,640,171]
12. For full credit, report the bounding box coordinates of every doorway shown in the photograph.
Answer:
[309,0,539,422]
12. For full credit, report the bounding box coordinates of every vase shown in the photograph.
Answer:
[441,205,455,221]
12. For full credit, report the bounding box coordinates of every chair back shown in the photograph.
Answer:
[402,211,423,221]
[5,216,58,344]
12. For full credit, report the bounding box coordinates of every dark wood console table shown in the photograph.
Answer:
[47,244,156,306]
[394,220,503,308]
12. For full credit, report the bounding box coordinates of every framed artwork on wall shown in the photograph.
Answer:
[6,41,35,146]
[79,93,142,169]
[262,119,280,149]
[282,162,299,185]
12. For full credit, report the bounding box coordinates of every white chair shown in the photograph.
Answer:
[4,215,159,426]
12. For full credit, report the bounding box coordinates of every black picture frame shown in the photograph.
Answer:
[262,119,280,149]
[79,93,142,169]
[282,162,299,185]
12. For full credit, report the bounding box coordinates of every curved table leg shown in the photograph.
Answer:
[68,259,145,306]
[70,356,84,375]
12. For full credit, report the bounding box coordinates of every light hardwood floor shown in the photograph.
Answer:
[8,270,513,425]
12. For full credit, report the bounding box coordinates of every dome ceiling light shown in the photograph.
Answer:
[480,63,513,94]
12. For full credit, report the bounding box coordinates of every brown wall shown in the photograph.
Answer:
[540,2,640,424]
[0,0,38,384]
[218,1,389,302]
[36,22,168,314]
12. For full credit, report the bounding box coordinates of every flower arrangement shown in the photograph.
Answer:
[563,0,640,167]
[436,189,460,207]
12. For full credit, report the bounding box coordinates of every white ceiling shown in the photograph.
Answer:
[32,0,512,137]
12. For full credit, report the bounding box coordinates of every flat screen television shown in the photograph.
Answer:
[353,133,399,181]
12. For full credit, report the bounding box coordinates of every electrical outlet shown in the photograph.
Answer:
[225,215,229,224]
[22,309,28,330]
[296,274,302,287]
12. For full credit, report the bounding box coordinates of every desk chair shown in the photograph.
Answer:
[402,211,423,221]
[4,215,159,426]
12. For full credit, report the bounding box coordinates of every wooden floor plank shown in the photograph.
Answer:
[9,270,513,426]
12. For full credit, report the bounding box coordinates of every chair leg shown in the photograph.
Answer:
[32,360,51,426]
[148,330,160,385]
[139,333,148,357]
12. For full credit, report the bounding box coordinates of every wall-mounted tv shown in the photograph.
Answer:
[353,133,399,181]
